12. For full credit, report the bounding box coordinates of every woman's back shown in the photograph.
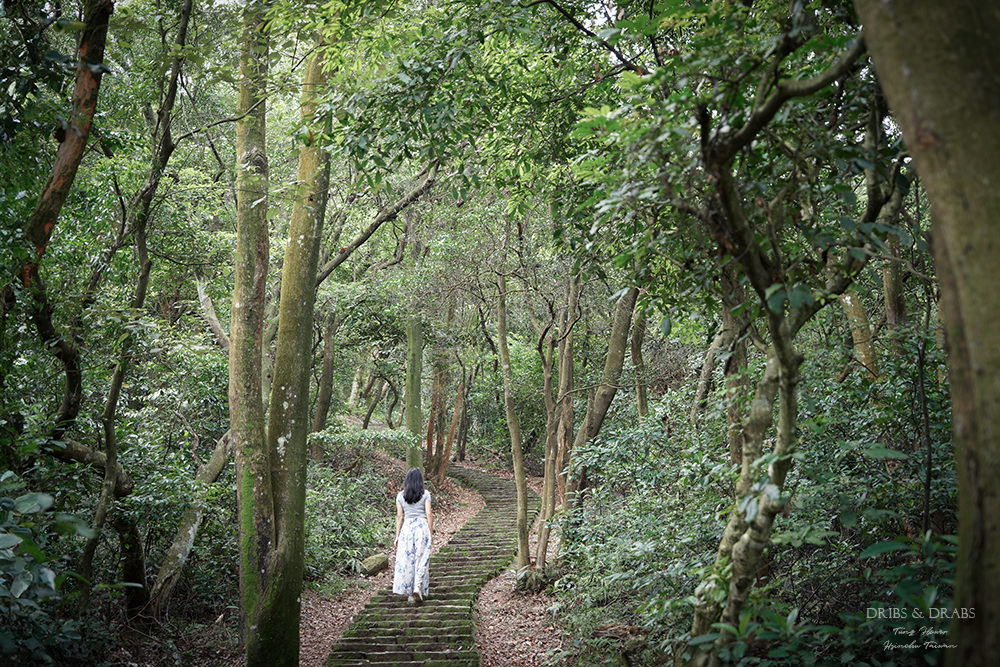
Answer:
[397,489,429,522]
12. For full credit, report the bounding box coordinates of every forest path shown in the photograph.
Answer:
[325,465,540,666]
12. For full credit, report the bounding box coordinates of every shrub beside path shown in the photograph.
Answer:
[325,465,540,666]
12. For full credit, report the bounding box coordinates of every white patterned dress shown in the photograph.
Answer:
[392,489,431,597]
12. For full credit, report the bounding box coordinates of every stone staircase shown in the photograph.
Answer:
[326,465,540,666]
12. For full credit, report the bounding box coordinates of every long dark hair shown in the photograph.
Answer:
[402,467,424,504]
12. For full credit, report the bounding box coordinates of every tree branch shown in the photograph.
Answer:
[194,271,231,351]
[718,33,866,164]
[315,163,439,286]
[523,0,649,75]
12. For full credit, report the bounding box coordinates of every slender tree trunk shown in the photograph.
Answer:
[536,332,558,568]
[555,278,578,507]
[436,382,463,483]
[690,324,732,425]
[347,365,363,408]
[630,306,648,420]
[78,221,154,615]
[565,287,638,507]
[362,381,387,429]
[150,431,231,616]
[425,379,440,471]
[855,3,1000,662]
[840,288,880,380]
[77,0,190,615]
[312,310,341,436]
[497,274,530,569]
[404,317,423,469]
[720,271,749,464]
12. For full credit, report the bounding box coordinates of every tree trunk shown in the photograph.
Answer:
[347,365,363,408]
[721,274,749,465]
[19,0,114,442]
[436,381,463,483]
[497,274,531,569]
[690,324,732,426]
[77,0,189,615]
[404,317,424,469]
[251,32,333,665]
[150,431,232,616]
[113,514,150,620]
[855,2,1000,662]
[229,2,275,665]
[425,377,440,471]
[882,233,906,352]
[566,287,638,507]
[312,310,341,436]
[840,288,880,380]
[230,2,273,662]
[630,306,648,420]
[195,271,231,351]
[535,330,558,568]
[362,381,387,430]
[555,277,579,507]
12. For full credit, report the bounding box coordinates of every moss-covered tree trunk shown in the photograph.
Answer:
[855,2,1000,662]
[230,1,273,661]
[258,34,333,664]
[231,10,334,662]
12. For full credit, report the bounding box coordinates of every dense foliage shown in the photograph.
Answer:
[2,0,987,664]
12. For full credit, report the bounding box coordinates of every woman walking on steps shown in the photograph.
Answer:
[392,467,433,605]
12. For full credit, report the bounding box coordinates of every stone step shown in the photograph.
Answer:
[325,464,538,667]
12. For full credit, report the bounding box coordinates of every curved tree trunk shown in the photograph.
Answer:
[150,431,232,616]
[565,287,638,508]
[19,0,114,444]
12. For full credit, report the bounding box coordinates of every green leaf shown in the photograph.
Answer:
[862,446,909,460]
[860,541,908,558]
[786,607,799,632]
[688,633,721,646]
[764,284,786,314]
[659,315,672,337]
[14,492,54,514]
[0,533,22,549]
[10,572,32,598]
